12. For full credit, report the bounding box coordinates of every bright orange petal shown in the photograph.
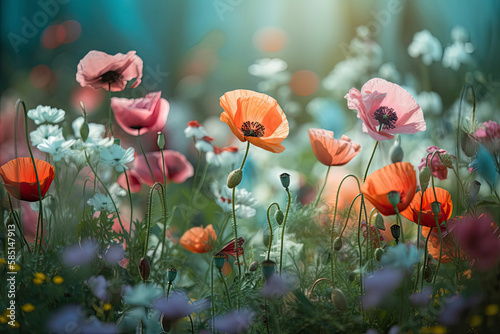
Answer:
[400,188,453,227]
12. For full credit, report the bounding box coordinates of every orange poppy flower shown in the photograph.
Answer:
[400,187,453,228]
[308,129,361,166]
[361,162,417,216]
[421,216,465,264]
[179,225,217,253]
[220,89,289,153]
[0,157,55,202]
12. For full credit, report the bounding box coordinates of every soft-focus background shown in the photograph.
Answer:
[1,0,499,218]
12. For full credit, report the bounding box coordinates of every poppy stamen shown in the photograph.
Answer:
[374,106,398,130]
[100,71,122,84]
[241,121,265,137]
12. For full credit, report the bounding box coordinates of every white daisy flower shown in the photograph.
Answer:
[99,144,135,172]
[248,58,288,78]
[27,105,65,125]
[195,136,214,153]
[87,193,115,212]
[213,181,257,218]
[37,137,75,161]
[407,30,442,66]
[30,124,63,146]
[184,120,207,139]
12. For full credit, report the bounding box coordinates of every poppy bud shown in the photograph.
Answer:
[333,237,343,251]
[160,313,171,332]
[431,201,441,216]
[227,169,242,189]
[332,288,348,311]
[374,247,384,262]
[280,173,290,189]
[274,210,284,225]
[138,257,150,281]
[438,154,454,168]
[248,261,259,272]
[389,135,404,163]
[390,224,400,242]
[423,265,433,283]
[387,191,400,207]
[261,259,276,280]
[157,131,165,150]
[213,253,225,271]
[467,180,481,207]
[80,121,90,142]
[167,267,177,283]
[374,213,385,231]
[461,131,478,157]
[419,167,431,191]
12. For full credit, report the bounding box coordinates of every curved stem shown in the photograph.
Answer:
[421,226,433,290]
[339,193,363,237]
[218,269,232,308]
[279,188,292,275]
[363,141,379,182]
[357,197,364,297]
[266,203,281,261]
[124,170,134,234]
[239,142,250,170]
[313,166,331,208]
[7,195,30,253]
[138,130,155,183]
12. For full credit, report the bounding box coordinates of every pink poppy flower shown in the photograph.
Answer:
[117,150,193,193]
[474,120,500,152]
[345,78,426,141]
[418,146,456,180]
[111,92,169,136]
[76,50,143,91]
[453,213,500,270]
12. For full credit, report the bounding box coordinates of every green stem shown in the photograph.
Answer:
[266,203,280,261]
[357,196,364,297]
[239,142,250,169]
[108,82,114,136]
[124,170,134,234]
[421,226,433,290]
[279,188,292,275]
[7,195,31,253]
[432,216,444,285]
[313,165,331,208]
[211,261,215,333]
[218,269,232,308]
[394,206,405,244]
[160,148,169,257]
[138,130,155,183]
[363,141,379,182]
[191,141,201,202]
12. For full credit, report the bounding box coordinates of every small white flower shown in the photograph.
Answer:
[37,137,75,161]
[408,30,442,66]
[27,105,65,125]
[195,137,214,153]
[87,193,115,212]
[100,144,135,172]
[206,147,240,167]
[248,58,288,78]
[30,124,63,146]
[442,41,474,71]
[108,183,127,198]
[213,182,257,218]
[184,121,207,139]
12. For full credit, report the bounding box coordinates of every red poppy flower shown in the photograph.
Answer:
[361,162,417,216]
[220,89,289,153]
[400,187,453,228]
[308,129,361,166]
[180,225,217,253]
[0,157,55,202]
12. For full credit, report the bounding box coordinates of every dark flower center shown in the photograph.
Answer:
[241,121,265,137]
[374,106,398,130]
[100,70,122,84]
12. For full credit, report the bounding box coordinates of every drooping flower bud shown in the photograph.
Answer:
[261,259,276,280]
[461,130,478,157]
[431,201,442,216]
[280,173,290,189]
[332,288,348,311]
[248,261,259,272]
[160,313,171,332]
[80,121,90,142]
[389,135,404,163]
[157,131,165,150]
[138,257,150,281]
[374,247,384,262]
[419,167,431,191]
[213,253,225,271]
[167,267,177,283]
[390,224,401,242]
[387,191,400,207]
[423,265,433,283]
[467,180,481,207]
[374,213,385,231]
[333,237,343,251]
[227,169,242,188]
[274,210,284,225]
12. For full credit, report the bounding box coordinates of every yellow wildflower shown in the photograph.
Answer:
[33,278,44,285]
[485,304,499,316]
[53,276,64,284]
[420,325,447,333]
[469,315,482,327]
[0,258,6,264]
[34,272,46,280]
[21,304,35,312]
[103,303,112,311]
[0,315,7,323]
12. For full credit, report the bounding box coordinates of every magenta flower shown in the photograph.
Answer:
[474,120,500,152]
[345,78,426,141]
[418,146,456,180]
[111,91,169,136]
[453,213,500,270]
[118,150,193,192]
[76,50,143,91]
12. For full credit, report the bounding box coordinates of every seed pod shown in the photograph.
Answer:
[261,259,276,280]
[248,261,259,272]
[419,167,431,191]
[461,131,478,157]
[390,224,401,240]
[227,169,243,188]
[389,136,404,163]
[213,253,225,271]
[374,248,384,262]
[280,173,290,189]
[387,191,400,207]
[138,257,150,281]
[274,210,284,225]
[333,237,343,251]
[431,201,442,216]
[157,131,165,150]
[167,267,177,283]
[374,213,385,231]
[332,288,348,311]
